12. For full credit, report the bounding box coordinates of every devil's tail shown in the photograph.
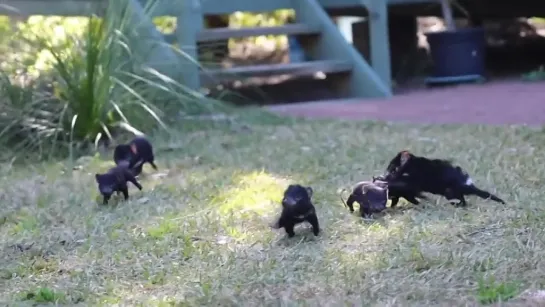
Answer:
[339,189,349,208]
[463,185,506,204]
[340,189,357,212]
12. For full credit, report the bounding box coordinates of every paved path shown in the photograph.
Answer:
[266,80,545,126]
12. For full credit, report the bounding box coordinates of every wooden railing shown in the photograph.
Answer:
[0,0,436,17]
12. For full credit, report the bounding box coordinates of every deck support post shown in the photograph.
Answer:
[368,0,392,89]
[177,0,204,91]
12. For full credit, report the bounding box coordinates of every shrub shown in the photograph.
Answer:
[0,2,230,161]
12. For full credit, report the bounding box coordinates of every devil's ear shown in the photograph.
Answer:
[130,143,138,155]
[305,186,313,198]
[400,150,411,166]
[95,174,101,181]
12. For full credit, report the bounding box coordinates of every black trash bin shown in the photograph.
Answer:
[425,27,486,84]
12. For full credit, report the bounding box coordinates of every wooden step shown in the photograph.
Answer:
[200,60,352,84]
[197,23,320,42]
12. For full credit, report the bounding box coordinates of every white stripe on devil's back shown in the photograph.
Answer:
[464,177,474,186]
[133,159,144,168]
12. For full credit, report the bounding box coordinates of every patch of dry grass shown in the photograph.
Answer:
[1,114,545,306]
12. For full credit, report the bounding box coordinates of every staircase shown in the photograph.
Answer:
[197,23,340,83]
[171,0,393,102]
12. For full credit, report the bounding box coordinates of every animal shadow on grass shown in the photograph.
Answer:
[273,232,324,256]
[271,209,323,247]
[94,177,147,209]
[354,201,427,224]
[274,224,323,247]
[96,194,124,208]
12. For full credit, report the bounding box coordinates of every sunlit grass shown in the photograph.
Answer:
[1,113,545,305]
[215,171,288,215]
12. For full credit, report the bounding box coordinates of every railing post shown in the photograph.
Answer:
[368,0,392,90]
[177,0,204,91]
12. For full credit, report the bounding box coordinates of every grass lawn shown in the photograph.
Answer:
[1,110,544,306]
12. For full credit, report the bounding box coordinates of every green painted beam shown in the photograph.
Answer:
[198,0,373,15]
[176,0,204,91]
[0,0,434,16]
[292,0,391,98]
[387,0,436,5]
[367,0,392,88]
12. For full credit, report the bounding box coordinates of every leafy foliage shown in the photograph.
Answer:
[0,12,161,159]
[0,10,226,160]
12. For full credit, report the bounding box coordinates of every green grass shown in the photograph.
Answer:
[1,111,545,306]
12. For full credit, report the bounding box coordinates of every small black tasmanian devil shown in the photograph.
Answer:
[95,163,143,205]
[113,136,157,176]
[382,150,506,206]
[271,184,320,237]
[340,178,425,218]
[340,180,389,217]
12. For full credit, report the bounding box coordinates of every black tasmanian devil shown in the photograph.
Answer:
[340,177,425,218]
[271,184,320,238]
[372,175,428,208]
[113,136,157,177]
[95,162,143,205]
[382,150,506,206]
[340,180,389,218]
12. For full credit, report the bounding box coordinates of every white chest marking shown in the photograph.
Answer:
[464,177,474,186]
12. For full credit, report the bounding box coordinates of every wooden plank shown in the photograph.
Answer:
[200,0,291,15]
[387,0,435,5]
[165,24,320,44]
[0,0,435,17]
[199,0,371,14]
[200,60,352,83]
[197,24,320,42]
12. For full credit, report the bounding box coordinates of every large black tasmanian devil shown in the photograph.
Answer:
[382,150,506,206]
[113,136,157,177]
